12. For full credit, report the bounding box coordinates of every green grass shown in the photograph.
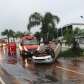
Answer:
[59,48,84,58]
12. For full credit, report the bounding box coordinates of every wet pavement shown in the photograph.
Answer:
[0,46,84,84]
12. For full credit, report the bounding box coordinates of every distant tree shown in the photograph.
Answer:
[74,27,80,36]
[15,31,24,39]
[63,25,73,45]
[58,28,62,37]
[9,30,15,41]
[64,25,80,50]
[1,29,9,42]
[64,29,74,46]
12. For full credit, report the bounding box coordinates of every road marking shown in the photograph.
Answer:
[56,66,84,76]
[0,77,5,84]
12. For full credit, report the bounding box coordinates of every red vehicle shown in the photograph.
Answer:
[7,42,17,64]
[8,42,16,56]
[19,35,39,60]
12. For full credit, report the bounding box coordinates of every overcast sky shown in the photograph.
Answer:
[0,0,84,34]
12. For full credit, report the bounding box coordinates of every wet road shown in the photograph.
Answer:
[0,46,84,84]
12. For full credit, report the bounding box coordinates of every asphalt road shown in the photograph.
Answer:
[0,46,84,84]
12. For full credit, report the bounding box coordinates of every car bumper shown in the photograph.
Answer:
[32,56,53,63]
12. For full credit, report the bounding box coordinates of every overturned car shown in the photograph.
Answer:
[32,42,61,63]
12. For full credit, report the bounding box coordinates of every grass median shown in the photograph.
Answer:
[59,48,84,58]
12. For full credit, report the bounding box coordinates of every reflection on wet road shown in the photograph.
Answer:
[0,46,84,84]
[26,60,84,84]
[0,46,7,63]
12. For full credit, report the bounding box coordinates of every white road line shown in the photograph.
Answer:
[56,66,84,75]
[0,77,5,84]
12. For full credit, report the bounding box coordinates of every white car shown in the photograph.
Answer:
[32,43,61,63]
[32,55,53,63]
[32,46,55,63]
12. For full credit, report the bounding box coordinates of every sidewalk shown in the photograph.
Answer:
[0,62,37,84]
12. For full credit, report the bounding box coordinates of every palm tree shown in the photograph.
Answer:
[27,12,60,42]
[1,29,15,43]
[41,12,59,41]
[1,29,10,43]
[27,12,42,32]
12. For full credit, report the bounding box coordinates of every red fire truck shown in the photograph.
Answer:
[19,35,39,60]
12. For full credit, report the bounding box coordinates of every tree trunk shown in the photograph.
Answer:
[7,34,10,43]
